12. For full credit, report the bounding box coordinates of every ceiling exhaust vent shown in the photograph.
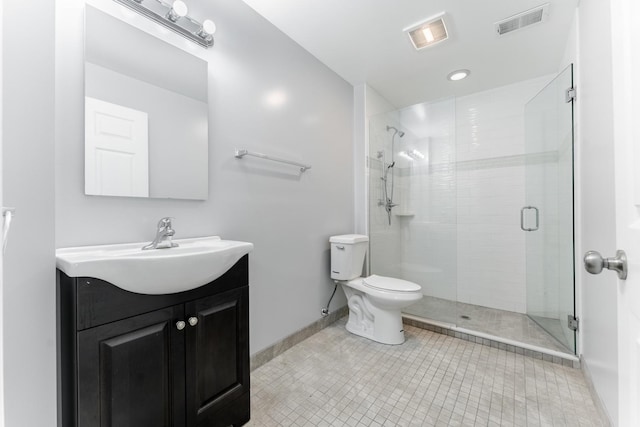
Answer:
[495,3,549,36]
[404,12,448,50]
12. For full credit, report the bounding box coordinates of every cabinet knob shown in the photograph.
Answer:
[176,320,186,330]
[188,316,198,327]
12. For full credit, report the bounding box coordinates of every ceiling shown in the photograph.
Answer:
[241,0,579,108]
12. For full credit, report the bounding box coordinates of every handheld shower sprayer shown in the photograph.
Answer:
[381,125,405,225]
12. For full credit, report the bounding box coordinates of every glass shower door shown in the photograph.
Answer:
[523,65,575,353]
[368,99,458,325]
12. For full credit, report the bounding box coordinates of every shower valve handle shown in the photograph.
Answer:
[584,250,627,280]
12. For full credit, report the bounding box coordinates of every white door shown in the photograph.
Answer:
[0,1,5,424]
[611,0,640,424]
[85,97,149,197]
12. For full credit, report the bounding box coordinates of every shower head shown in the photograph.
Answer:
[386,125,405,138]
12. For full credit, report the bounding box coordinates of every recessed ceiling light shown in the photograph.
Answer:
[447,69,470,81]
[403,12,448,50]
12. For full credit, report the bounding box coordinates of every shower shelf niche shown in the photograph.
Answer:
[394,212,415,217]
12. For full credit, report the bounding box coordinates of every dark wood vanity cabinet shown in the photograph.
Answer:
[58,255,250,427]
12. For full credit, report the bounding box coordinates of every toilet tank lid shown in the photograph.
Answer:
[330,234,369,244]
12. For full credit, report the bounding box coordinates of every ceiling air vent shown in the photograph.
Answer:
[495,3,549,36]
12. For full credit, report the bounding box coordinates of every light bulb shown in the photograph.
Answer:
[172,1,188,17]
[201,19,216,35]
[167,0,188,22]
[196,19,216,43]
[422,27,435,43]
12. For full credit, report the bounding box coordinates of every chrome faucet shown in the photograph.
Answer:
[142,217,179,250]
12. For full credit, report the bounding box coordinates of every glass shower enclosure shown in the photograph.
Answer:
[368,65,576,354]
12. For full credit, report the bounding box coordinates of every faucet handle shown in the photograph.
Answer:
[158,217,174,228]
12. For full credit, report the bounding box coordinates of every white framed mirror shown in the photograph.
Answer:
[84,6,208,200]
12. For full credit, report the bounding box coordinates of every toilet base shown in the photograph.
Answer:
[342,286,406,345]
[345,316,405,345]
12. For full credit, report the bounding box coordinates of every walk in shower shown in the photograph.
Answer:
[368,65,575,354]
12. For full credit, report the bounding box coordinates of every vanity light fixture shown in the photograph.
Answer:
[113,0,216,48]
[447,69,470,81]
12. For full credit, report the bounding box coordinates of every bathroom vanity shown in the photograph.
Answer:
[57,255,250,427]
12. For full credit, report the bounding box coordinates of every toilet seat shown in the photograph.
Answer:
[362,275,421,293]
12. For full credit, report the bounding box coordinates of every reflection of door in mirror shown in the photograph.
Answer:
[84,6,209,200]
[85,97,149,197]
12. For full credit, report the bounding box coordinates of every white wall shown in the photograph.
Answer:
[354,85,367,236]
[2,1,57,427]
[0,0,5,424]
[577,0,619,424]
[56,0,354,361]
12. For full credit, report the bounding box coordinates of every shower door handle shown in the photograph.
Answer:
[520,206,539,231]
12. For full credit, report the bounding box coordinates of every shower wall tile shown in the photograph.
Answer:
[456,76,553,163]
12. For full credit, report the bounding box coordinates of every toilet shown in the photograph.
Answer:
[330,234,423,345]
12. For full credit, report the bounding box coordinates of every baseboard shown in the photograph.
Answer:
[250,306,348,371]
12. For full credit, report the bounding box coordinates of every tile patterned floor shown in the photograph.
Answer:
[247,319,604,426]
[403,296,573,354]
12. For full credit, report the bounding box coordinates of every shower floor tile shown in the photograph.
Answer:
[403,296,573,355]
[246,318,603,426]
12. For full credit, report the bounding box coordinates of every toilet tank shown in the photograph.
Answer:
[329,234,369,280]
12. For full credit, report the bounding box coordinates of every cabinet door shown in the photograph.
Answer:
[77,305,186,427]
[185,287,249,426]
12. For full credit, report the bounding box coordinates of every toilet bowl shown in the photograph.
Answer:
[330,234,422,345]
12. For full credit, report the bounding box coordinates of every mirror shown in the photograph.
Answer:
[84,6,208,200]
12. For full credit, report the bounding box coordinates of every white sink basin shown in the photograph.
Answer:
[56,236,253,294]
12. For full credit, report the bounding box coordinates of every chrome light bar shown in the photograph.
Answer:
[113,0,215,48]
